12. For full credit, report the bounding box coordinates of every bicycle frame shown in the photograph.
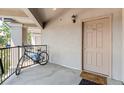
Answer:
[24,50,42,62]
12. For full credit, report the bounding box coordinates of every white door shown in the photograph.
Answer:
[32,34,41,45]
[35,35,41,45]
[83,17,111,76]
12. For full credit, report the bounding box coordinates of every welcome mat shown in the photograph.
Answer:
[79,79,99,85]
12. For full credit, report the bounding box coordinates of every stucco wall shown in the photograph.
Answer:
[41,8,122,81]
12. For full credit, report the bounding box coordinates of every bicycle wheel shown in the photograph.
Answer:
[38,52,49,65]
[15,67,21,75]
[15,56,23,75]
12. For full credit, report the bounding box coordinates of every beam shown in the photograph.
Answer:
[23,24,37,28]
[0,8,27,18]
[22,8,43,29]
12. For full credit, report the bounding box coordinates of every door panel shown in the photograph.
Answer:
[83,17,111,76]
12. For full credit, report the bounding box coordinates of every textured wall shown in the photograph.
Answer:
[41,8,122,81]
[122,9,124,82]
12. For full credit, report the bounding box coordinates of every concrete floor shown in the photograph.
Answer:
[3,63,123,85]
[3,63,81,85]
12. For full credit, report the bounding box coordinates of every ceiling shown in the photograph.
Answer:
[0,8,71,28]
[36,8,70,22]
[0,8,88,29]
[0,8,35,25]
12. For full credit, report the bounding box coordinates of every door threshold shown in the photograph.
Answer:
[82,70,109,77]
[80,70,107,85]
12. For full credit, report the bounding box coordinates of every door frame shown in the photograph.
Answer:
[81,14,112,78]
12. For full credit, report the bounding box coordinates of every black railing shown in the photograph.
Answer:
[0,45,47,84]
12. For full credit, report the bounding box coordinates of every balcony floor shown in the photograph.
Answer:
[3,63,81,85]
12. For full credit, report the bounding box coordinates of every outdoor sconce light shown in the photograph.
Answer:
[72,14,77,23]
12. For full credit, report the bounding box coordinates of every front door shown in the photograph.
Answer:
[32,34,42,45]
[83,17,111,76]
[35,35,41,45]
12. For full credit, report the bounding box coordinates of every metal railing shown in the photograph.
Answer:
[0,45,47,84]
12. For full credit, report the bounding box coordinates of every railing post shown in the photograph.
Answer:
[18,46,20,68]
[0,55,4,84]
[46,45,47,53]
[0,58,4,75]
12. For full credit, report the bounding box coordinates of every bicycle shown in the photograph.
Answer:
[15,45,49,75]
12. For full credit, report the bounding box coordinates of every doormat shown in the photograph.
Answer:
[79,79,99,85]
